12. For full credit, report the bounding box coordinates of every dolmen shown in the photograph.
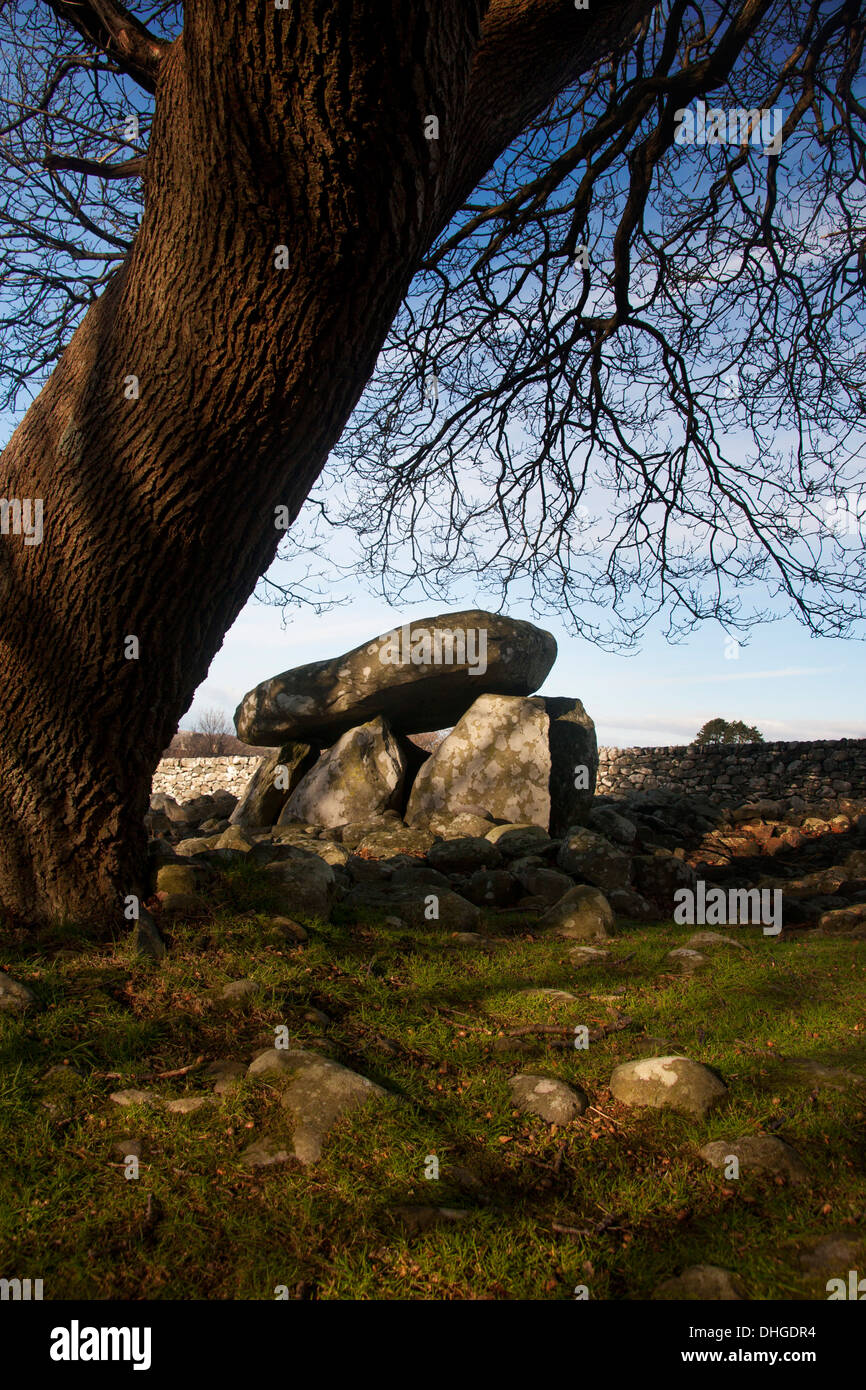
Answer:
[230,610,598,836]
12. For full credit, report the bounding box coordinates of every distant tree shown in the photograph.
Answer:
[694,718,764,746]
[193,708,234,756]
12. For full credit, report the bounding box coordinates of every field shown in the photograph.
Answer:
[1,863,864,1301]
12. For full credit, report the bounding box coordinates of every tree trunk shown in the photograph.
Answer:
[0,0,650,928]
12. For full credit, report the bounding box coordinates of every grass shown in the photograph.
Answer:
[1,865,864,1301]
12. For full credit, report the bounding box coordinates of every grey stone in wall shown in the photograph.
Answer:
[595,739,866,805]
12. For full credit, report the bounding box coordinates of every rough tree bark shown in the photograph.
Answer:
[0,0,650,927]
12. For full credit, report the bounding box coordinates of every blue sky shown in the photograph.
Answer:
[189,558,866,748]
[4,10,864,749]
[2,388,863,748]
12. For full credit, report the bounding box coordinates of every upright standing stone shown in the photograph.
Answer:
[282,716,407,828]
[405,694,597,832]
[229,742,317,827]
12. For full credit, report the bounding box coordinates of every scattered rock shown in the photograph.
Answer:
[204,1060,247,1095]
[666,948,710,972]
[685,931,746,952]
[262,849,336,920]
[608,887,658,921]
[165,1096,213,1116]
[275,1052,390,1164]
[265,916,309,943]
[155,863,201,896]
[769,1058,864,1092]
[427,837,502,874]
[699,1135,809,1183]
[485,824,552,854]
[557,827,632,892]
[342,882,480,932]
[0,972,36,1014]
[509,1073,588,1123]
[464,868,519,907]
[427,812,494,840]
[247,1049,299,1079]
[796,1232,865,1272]
[587,806,638,846]
[514,865,575,904]
[355,826,437,858]
[609,1056,727,1118]
[568,945,611,965]
[113,1138,142,1161]
[652,1266,745,1300]
[538,885,614,941]
[110,1089,158,1108]
[631,853,698,911]
[240,1136,292,1168]
[132,910,167,961]
[816,903,866,935]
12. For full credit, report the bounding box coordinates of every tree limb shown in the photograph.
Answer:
[440,0,655,224]
[43,0,170,93]
[44,152,146,179]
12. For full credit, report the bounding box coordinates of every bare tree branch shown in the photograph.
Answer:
[42,0,170,93]
[43,151,145,177]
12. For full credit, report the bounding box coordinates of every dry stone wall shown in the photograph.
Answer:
[153,740,866,811]
[152,755,266,802]
[596,739,866,804]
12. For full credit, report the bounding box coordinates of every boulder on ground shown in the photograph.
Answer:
[509,1073,588,1124]
[282,717,407,829]
[406,694,597,833]
[280,1054,389,1164]
[0,972,37,1014]
[699,1135,808,1183]
[652,1266,745,1300]
[342,882,480,932]
[261,848,336,920]
[587,805,638,846]
[338,813,401,849]
[631,852,698,910]
[608,887,657,920]
[353,825,437,858]
[557,827,632,892]
[609,1055,727,1117]
[427,811,494,840]
[538,885,614,940]
[514,864,575,904]
[234,610,556,745]
[247,1049,390,1165]
[427,837,502,874]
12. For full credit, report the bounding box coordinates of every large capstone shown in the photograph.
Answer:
[281,716,407,829]
[234,610,556,745]
[405,693,597,832]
